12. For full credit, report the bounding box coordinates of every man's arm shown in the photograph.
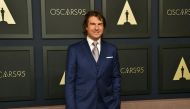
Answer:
[65,46,77,109]
[112,48,121,109]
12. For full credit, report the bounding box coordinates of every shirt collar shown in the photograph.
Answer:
[86,36,101,46]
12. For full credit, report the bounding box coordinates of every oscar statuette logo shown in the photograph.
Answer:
[0,0,16,25]
[117,0,137,26]
[173,57,190,80]
[59,71,65,85]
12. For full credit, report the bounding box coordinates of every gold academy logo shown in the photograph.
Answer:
[117,0,137,26]
[60,71,66,85]
[0,0,16,24]
[173,57,190,80]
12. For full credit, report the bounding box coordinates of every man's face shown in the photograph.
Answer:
[86,16,104,41]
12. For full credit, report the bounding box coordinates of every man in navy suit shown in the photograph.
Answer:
[65,11,121,109]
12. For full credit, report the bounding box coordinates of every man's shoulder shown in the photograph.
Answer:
[102,40,117,50]
[68,39,86,50]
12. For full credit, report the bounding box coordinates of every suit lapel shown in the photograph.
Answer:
[83,39,97,65]
[97,41,107,77]
[82,39,107,77]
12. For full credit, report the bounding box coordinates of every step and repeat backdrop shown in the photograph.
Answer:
[0,0,32,38]
[0,47,34,101]
[41,0,94,38]
[0,0,190,105]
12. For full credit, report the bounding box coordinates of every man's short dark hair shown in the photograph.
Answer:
[83,11,106,35]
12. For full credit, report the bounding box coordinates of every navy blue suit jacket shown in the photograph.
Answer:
[65,39,121,109]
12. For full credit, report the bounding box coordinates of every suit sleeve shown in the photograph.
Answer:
[65,46,77,109]
[112,47,121,109]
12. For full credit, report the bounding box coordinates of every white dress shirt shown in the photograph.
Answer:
[86,36,101,54]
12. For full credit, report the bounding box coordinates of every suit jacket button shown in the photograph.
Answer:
[96,65,99,69]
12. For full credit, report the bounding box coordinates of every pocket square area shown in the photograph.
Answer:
[106,56,113,58]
